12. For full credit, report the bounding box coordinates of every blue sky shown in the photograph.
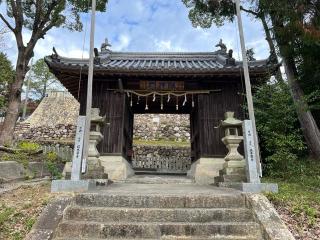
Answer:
[1,0,270,64]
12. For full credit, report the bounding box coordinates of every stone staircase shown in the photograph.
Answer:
[53,184,264,239]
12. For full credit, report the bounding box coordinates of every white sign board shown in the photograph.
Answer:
[243,120,260,183]
[71,116,86,180]
[81,157,87,173]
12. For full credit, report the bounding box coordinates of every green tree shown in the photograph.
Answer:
[27,59,64,100]
[0,0,108,145]
[0,52,14,116]
[182,0,320,159]
[254,81,306,176]
[261,0,320,159]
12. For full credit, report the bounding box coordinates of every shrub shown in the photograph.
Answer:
[1,152,29,168]
[44,151,62,179]
[17,141,41,154]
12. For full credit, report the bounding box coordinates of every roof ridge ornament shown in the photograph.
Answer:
[52,47,58,57]
[215,39,227,54]
[215,39,235,66]
[101,38,112,52]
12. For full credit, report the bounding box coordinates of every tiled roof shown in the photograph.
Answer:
[45,49,273,75]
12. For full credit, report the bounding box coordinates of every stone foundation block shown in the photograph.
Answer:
[188,158,225,185]
[100,156,134,181]
[0,161,26,182]
[51,180,97,192]
[219,182,278,193]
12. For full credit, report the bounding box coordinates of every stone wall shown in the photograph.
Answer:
[132,144,191,173]
[16,124,76,141]
[133,114,190,142]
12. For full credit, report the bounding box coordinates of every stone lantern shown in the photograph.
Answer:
[87,108,105,166]
[220,112,246,182]
[83,108,108,179]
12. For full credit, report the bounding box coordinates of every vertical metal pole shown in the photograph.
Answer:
[82,0,97,173]
[235,0,262,177]
[22,58,33,120]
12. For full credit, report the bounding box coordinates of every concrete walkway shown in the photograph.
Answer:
[93,182,242,196]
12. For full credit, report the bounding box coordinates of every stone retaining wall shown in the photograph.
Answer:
[15,124,76,141]
[132,145,191,173]
[0,161,60,183]
[133,114,190,142]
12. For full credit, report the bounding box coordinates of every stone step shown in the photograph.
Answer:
[64,206,254,223]
[54,236,261,240]
[124,175,195,184]
[54,221,262,239]
[75,194,246,209]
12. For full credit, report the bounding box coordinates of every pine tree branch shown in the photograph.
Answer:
[26,0,58,55]
[13,0,23,32]
[9,0,24,48]
[240,6,259,17]
[33,0,43,32]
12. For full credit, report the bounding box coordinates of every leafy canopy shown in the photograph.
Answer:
[0,0,108,33]
[182,0,235,28]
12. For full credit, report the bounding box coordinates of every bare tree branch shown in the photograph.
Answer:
[0,13,14,32]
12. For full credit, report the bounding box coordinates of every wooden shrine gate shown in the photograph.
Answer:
[45,45,272,175]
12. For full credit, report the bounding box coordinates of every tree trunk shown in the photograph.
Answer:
[259,12,285,84]
[0,55,28,146]
[282,57,320,159]
[260,12,277,60]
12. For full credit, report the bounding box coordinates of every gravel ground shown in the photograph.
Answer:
[0,177,50,195]
[273,204,320,240]
[0,180,54,240]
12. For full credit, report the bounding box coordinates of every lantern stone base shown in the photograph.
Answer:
[223,159,246,169]
[62,161,108,180]
[82,164,108,180]
[218,182,278,193]
[216,160,247,184]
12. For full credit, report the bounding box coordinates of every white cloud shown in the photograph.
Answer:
[113,34,131,51]
[154,39,185,52]
[155,40,172,51]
